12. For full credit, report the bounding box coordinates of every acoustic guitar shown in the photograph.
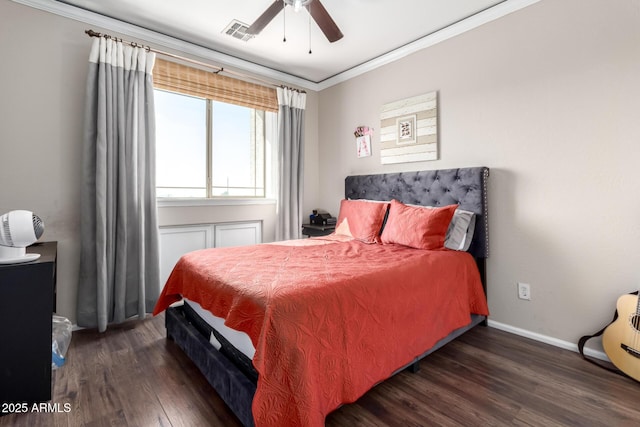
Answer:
[602,293,640,382]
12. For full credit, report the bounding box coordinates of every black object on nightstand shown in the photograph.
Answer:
[301,223,336,237]
[0,241,57,406]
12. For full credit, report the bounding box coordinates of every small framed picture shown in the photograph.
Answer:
[356,134,371,158]
[396,115,417,145]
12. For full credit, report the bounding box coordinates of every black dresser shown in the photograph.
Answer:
[0,242,57,405]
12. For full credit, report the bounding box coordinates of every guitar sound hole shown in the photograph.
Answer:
[630,314,640,331]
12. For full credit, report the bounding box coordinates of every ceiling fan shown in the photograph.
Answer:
[247,0,344,43]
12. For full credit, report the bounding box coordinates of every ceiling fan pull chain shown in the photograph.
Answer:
[308,6,312,54]
[282,0,287,42]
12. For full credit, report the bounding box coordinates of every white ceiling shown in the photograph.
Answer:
[34,0,537,88]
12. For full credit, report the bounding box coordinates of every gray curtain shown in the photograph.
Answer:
[276,87,306,241]
[77,37,160,332]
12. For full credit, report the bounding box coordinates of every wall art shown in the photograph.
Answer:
[354,126,373,158]
[379,91,438,164]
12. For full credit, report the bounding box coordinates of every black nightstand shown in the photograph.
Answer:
[301,223,335,237]
[0,241,57,406]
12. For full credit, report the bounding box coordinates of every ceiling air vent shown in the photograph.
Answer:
[223,20,253,42]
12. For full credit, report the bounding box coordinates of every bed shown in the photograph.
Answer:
[153,166,490,427]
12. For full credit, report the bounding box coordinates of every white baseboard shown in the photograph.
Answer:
[487,319,609,362]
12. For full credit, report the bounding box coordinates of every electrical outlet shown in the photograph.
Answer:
[517,282,531,300]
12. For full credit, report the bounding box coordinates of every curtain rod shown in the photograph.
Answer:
[84,29,305,93]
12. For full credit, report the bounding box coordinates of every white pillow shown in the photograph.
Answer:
[445,209,476,251]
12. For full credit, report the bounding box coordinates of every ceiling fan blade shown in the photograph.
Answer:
[308,0,343,43]
[247,1,284,36]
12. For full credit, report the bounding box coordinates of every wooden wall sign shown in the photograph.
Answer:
[379,92,438,164]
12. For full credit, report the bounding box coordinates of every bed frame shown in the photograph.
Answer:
[164,166,489,427]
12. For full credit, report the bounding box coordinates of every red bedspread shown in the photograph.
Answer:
[154,238,488,427]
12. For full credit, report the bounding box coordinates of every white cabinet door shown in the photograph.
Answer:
[214,222,262,248]
[158,225,212,285]
[159,221,262,288]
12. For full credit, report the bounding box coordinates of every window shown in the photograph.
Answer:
[155,89,270,198]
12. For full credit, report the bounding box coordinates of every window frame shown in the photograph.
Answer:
[155,89,270,201]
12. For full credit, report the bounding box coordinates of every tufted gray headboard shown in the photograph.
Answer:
[344,167,489,259]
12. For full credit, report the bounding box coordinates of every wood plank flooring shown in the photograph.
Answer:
[2,313,639,426]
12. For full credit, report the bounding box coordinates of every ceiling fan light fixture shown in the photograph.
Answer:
[284,0,313,13]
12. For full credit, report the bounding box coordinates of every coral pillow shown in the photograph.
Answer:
[381,200,457,249]
[334,199,389,243]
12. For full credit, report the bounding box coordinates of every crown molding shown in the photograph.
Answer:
[315,0,541,90]
[12,0,540,92]
[11,0,320,91]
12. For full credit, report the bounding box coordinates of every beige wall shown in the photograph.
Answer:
[0,0,320,324]
[317,0,640,350]
[0,1,86,324]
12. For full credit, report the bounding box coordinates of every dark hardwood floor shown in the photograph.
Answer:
[2,314,639,426]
